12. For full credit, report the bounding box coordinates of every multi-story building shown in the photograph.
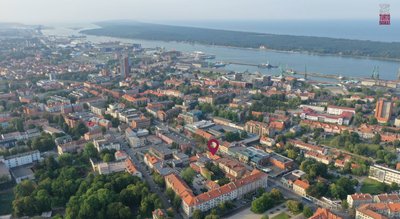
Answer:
[150,147,173,160]
[165,169,268,217]
[293,179,310,197]
[57,139,86,155]
[93,138,121,152]
[347,193,374,208]
[1,150,40,168]
[120,56,129,79]
[125,158,142,179]
[269,153,294,170]
[216,157,247,178]
[375,99,393,124]
[327,105,356,116]
[131,116,151,129]
[304,151,331,165]
[374,193,400,203]
[369,165,400,185]
[288,139,327,155]
[310,208,343,219]
[300,108,353,125]
[356,202,400,219]
[144,153,160,169]
[244,120,274,137]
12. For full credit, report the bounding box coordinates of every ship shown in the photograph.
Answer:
[213,62,226,68]
[192,51,216,60]
[285,69,297,75]
[258,63,277,69]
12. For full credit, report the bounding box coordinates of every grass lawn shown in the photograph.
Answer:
[360,178,386,195]
[271,212,290,219]
[0,189,14,215]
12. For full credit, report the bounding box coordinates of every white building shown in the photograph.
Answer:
[369,165,400,185]
[93,138,121,152]
[327,105,355,115]
[127,136,142,148]
[1,150,41,168]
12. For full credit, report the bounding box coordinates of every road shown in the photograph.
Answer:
[123,145,182,219]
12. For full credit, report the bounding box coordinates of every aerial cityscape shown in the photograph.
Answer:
[1,1,400,219]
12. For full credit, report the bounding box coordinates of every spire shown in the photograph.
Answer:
[397,68,400,81]
[304,65,308,80]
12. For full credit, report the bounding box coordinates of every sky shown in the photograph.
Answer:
[0,0,399,24]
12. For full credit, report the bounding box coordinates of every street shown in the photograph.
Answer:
[123,145,183,219]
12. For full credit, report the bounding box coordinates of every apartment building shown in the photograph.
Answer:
[165,169,268,217]
[1,150,40,168]
[369,165,400,185]
[347,193,374,208]
[356,202,400,219]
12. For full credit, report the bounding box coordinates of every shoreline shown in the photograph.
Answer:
[80,27,400,64]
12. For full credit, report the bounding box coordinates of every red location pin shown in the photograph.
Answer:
[207,139,219,155]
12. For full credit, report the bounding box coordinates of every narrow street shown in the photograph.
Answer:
[124,146,183,219]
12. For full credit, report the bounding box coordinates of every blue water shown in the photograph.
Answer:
[162,20,400,42]
[43,22,400,81]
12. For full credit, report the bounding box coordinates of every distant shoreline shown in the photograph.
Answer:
[80,22,400,62]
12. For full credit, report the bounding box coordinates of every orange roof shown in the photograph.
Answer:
[375,193,400,202]
[309,208,343,219]
[350,193,373,201]
[269,121,285,131]
[205,180,220,190]
[216,157,246,173]
[357,203,389,219]
[167,168,267,207]
[293,179,310,190]
[165,173,196,205]
[125,158,139,174]
[145,153,160,165]
[195,129,214,140]
[205,152,221,160]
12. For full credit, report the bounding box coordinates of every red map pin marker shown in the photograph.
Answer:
[207,139,219,155]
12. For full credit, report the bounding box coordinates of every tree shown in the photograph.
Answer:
[14,180,36,199]
[102,153,114,162]
[181,167,196,185]
[225,132,241,142]
[303,206,313,217]
[251,192,275,214]
[369,116,378,125]
[287,149,298,159]
[11,118,24,132]
[218,177,230,186]
[83,143,98,159]
[193,209,203,219]
[173,195,181,210]
[269,189,283,202]
[153,173,165,188]
[286,200,303,214]
[106,202,133,219]
[391,182,399,191]
[372,134,381,144]
[165,188,175,200]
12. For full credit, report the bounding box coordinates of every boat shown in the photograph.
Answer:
[286,69,297,74]
[258,63,277,69]
[213,62,226,68]
[192,51,216,60]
